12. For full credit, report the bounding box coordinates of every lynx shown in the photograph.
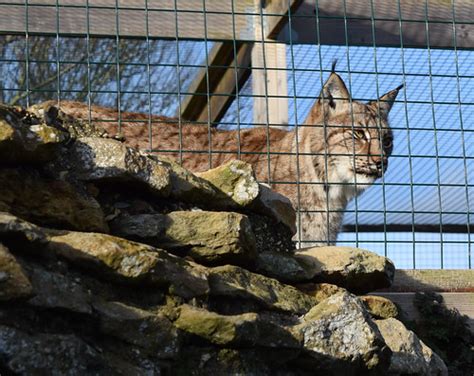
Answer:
[36,66,402,246]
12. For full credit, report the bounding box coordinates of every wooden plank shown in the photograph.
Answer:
[373,292,474,332]
[180,42,252,125]
[0,0,258,40]
[343,224,473,233]
[380,269,474,293]
[3,0,470,48]
[276,0,474,48]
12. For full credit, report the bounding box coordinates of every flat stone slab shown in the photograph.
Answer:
[110,211,256,266]
[67,137,171,196]
[294,246,395,294]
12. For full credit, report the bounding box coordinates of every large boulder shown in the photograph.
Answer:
[295,291,391,374]
[45,231,210,299]
[375,318,448,375]
[294,246,395,293]
[110,211,257,266]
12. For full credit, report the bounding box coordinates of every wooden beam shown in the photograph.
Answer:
[277,0,474,49]
[180,42,252,126]
[373,292,474,333]
[1,0,471,48]
[374,269,474,332]
[0,0,257,41]
[252,42,288,128]
[342,223,473,233]
[179,0,302,125]
[380,269,474,293]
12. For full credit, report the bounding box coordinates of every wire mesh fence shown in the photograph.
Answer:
[0,0,472,269]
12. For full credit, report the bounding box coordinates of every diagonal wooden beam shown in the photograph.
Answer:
[179,42,252,126]
[179,0,303,126]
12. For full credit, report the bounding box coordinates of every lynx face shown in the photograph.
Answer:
[305,69,401,195]
[326,106,394,190]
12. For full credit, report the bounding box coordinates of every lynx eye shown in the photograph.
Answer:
[352,129,365,140]
[383,137,393,149]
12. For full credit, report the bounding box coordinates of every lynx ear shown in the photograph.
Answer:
[317,69,351,116]
[368,84,404,118]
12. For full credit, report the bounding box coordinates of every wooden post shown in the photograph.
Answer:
[252,0,289,129]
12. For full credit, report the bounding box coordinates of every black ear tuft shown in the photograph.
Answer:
[331,59,337,73]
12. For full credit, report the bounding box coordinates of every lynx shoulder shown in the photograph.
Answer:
[36,68,402,246]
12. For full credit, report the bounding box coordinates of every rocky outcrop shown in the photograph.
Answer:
[0,102,446,375]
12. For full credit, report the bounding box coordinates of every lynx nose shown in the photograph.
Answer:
[375,158,388,171]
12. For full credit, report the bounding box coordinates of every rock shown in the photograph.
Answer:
[0,244,33,300]
[28,102,109,139]
[294,246,395,293]
[296,283,347,303]
[295,291,391,374]
[67,137,171,196]
[360,295,399,319]
[375,318,448,375]
[252,183,297,236]
[197,160,260,207]
[0,325,110,375]
[175,304,259,346]
[256,250,310,282]
[151,155,219,204]
[197,160,296,234]
[46,231,210,299]
[208,265,317,315]
[249,214,295,255]
[0,168,108,232]
[173,347,301,376]
[0,104,68,164]
[26,264,93,315]
[93,300,179,358]
[0,211,48,246]
[110,211,257,266]
[0,324,161,375]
